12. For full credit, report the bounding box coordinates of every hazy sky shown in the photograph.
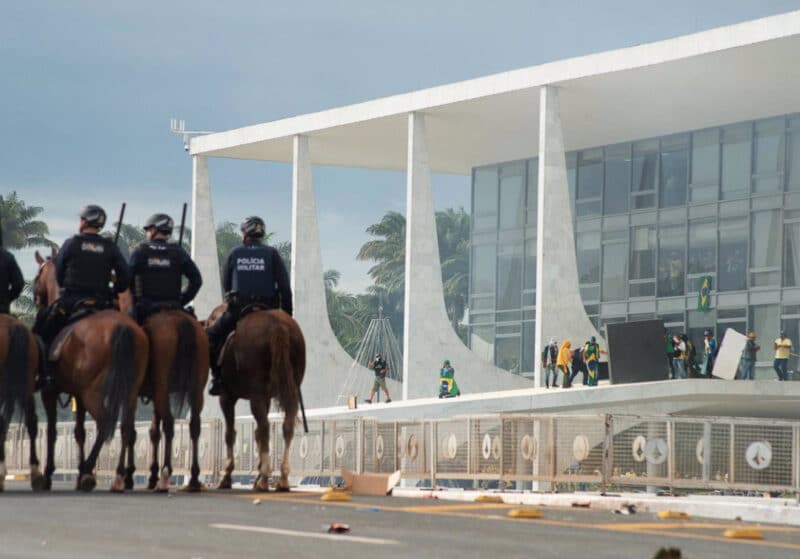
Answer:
[3,0,800,291]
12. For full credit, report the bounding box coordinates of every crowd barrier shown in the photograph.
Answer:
[4,414,798,493]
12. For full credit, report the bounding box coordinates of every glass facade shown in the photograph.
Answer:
[470,113,800,379]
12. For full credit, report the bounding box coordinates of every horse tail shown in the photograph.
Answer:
[99,324,136,442]
[0,325,31,425]
[170,317,197,418]
[271,318,298,413]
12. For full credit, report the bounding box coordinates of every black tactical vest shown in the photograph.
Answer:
[62,234,116,295]
[230,244,275,300]
[134,241,182,302]
[0,250,10,305]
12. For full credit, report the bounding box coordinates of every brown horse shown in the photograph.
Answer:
[0,314,45,491]
[119,293,209,492]
[206,304,305,491]
[34,250,149,492]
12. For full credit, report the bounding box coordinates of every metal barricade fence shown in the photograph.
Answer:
[5,414,800,494]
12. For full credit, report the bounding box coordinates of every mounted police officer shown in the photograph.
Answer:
[128,213,202,323]
[33,205,130,390]
[0,246,24,315]
[206,216,292,396]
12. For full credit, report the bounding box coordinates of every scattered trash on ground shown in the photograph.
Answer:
[253,498,262,506]
[613,504,637,515]
[328,523,351,534]
[571,502,591,508]
[653,547,682,559]
[357,507,381,512]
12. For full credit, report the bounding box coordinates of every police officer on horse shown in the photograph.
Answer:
[206,216,292,396]
[128,213,202,323]
[0,245,24,315]
[33,205,130,391]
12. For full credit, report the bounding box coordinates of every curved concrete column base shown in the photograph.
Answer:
[403,112,533,400]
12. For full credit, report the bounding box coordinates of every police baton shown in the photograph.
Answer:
[113,202,127,246]
[177,202,188,247]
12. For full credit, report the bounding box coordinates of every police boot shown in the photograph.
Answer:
[208,341,223,396]
[34,336,57,393]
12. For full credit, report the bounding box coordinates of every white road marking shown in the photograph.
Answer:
[209,523,400,545]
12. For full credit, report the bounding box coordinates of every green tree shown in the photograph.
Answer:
[0,191,55,249]
[357,208,471,344]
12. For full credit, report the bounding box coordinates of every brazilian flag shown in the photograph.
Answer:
[697,275,712,312]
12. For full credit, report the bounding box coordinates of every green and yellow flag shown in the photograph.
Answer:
[697,275,712,312]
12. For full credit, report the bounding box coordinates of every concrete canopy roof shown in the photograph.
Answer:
[191,11,800,175]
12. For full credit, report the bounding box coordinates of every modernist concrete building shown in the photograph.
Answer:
[189,11,800,407]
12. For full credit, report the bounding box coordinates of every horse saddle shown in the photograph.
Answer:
[49,324,77,362]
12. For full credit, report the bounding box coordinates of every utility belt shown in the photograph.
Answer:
[226,291,278,309]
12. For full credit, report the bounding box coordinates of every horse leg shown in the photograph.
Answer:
[42,391,57,491]
[77,403,106,493]
[250,397,271,492]
[24,398,45,491]
[110,416,129,493]
[147,412,161,490]
[0,417,6,492]
[124,419,137,490]
[186,400,203,492]
[278,403,297,492]
[74,403,87,490]
[156,411,174,492]
[217,393,237,490]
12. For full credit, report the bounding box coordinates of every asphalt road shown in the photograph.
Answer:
[0,482,798,558]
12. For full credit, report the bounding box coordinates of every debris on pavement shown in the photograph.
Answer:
[613,504,637,515]
[328,523,351,534]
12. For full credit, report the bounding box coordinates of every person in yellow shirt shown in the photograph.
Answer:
[557,340,573,388]
[773,331,793,381]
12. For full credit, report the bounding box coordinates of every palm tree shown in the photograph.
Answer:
[11,281,37,326]
[357,208,471,343]
[324,269,366,356]
[0,191,55,249]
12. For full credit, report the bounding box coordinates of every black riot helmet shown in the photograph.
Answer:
[240,216,266,239]
[143,213,174,236]
[79,205,107,230]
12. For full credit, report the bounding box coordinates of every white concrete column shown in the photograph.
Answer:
[291,135,399,407]
[191,155,222,319]
[535,86,602,387]
[403,113,531,400]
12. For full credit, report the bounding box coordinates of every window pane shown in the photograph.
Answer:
[521,322,535,373]
[753,118,785,193]
[788,125,800,191]
[658,224,686,297]
[495,336,521,373]
[688,220,716,274]
[721,124,751,199]
[718,217,747,291]
[473,166,498,230]
[630,225,656,279]
[470,325,495,363]
[526,158,538,213]
[604,144,630,215]
[659,135,689,208]
[496,243,522,310]
[602,241,628,301]
[691,128,720,201]
[524,239,536,292]
[499,163,525,228]
[784,222,800,287]
[578,149,603,199]
[751,210,781,269]
[576,232,600,284]
[632,140,657,209]
[471,244,496,294]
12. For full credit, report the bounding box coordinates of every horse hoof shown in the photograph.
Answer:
[147,478,157,491]
[218,476,232,490]
[274,484,291,493]
[43,478,52,491]
[253,476,270,492]
[110,475,125,493]
[184,481,204,493]
[31,473,47,492]
[78,474,97,492]
[125,477,135,491]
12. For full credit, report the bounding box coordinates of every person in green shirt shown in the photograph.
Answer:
[582,336,606,386]
[439,359,460,398]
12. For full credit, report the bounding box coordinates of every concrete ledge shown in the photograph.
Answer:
[281,379,800,421]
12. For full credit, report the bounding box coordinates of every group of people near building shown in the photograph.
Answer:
[363,354,460,402]
[743,330,795,381]
[541,336,605,388]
